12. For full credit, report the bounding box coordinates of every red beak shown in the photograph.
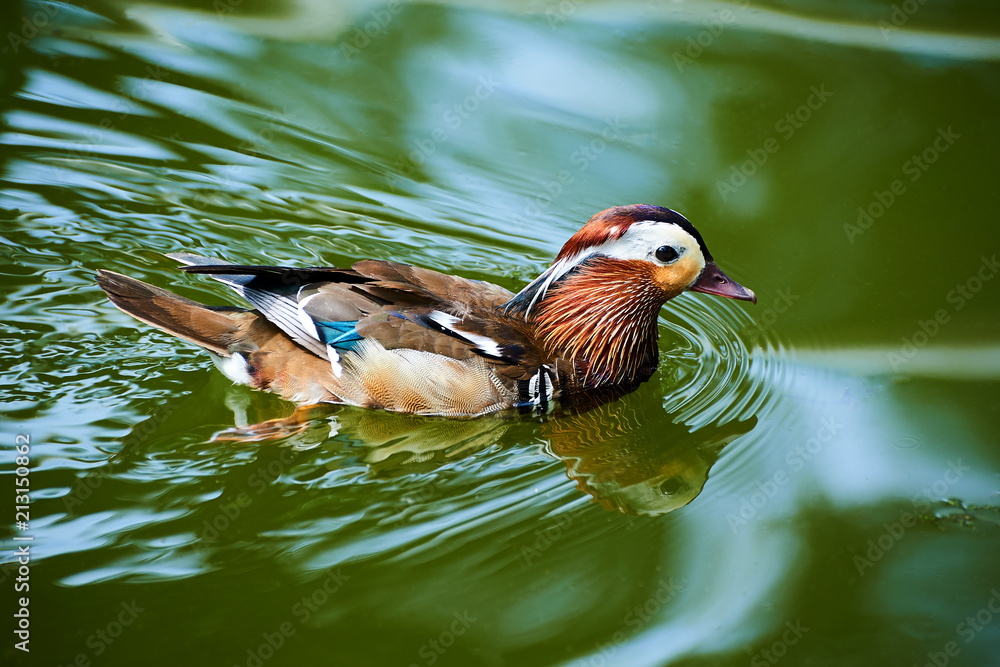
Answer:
[688,262,757,304]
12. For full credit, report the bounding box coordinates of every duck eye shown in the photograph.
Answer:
[655,246,680,263]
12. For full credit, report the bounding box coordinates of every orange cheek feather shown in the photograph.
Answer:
[652,256,702,296]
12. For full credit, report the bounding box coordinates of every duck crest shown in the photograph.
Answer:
[501,214,633,319]
[553,215,632,262]
[502,204,708,320]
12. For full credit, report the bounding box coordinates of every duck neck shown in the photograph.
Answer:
[530,257,668,389]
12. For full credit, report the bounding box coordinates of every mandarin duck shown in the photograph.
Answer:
[97,205,755,417]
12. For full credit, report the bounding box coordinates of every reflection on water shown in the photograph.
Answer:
[205,395,758,517]
[545,404,756,516]
[2,0,999,665]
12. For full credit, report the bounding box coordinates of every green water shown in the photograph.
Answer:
[2,0,999,665]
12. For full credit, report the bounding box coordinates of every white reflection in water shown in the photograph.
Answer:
[568,358,999,666]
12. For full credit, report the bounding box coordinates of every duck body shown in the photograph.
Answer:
[97,205,755,416]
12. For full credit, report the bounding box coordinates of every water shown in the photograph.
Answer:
[2,1,999,665]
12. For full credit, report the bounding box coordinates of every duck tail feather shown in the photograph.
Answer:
[96,270,245,357]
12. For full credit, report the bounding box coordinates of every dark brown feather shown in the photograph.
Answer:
[96,270,244,356]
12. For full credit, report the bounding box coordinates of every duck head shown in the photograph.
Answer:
[507,204,756,314]
[505,204,755,387]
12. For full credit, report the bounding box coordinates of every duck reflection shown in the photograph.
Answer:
[336,392,756,515]
[331,409,513,475]
[123,379,755,516]
[542,398,756,515]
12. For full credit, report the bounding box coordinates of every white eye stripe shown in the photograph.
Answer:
[511,220,707,318]
[602,221,699,262]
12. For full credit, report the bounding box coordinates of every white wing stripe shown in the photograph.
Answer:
[326,344,343,378]
[427,311,504,358]
[241,287,328,357]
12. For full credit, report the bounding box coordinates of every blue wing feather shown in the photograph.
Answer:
[316,321,364,350]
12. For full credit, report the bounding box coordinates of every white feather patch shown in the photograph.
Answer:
[527,366,554,407]
[326,344,343,379]
[520,256,575,317]
[239,287,328,358]
[428,311,504,358]
[296,293,321,341]
[211,352,253,386]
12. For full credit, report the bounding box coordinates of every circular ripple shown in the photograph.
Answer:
[658,292,793,428]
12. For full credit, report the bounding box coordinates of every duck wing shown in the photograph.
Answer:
[170,254,547,382]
